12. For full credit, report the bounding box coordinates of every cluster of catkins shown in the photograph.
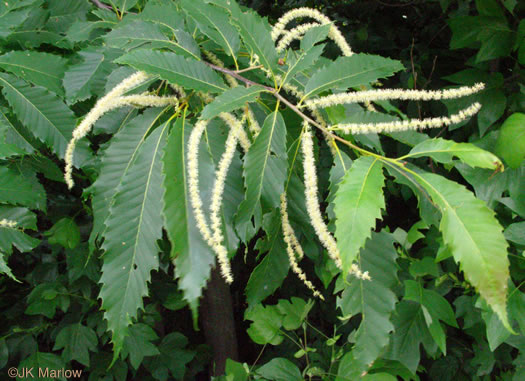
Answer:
[64,8,484,299]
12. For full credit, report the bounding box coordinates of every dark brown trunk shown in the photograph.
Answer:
[200,266,239,376]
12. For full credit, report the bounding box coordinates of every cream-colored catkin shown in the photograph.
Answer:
[280,193,324,300]
[304,83,486,109]
[276,22,320,52]
[219,112,251,153]
[203,49,239,88]
[332,103,482,135]
[0,219,17,228]
[244,105,261,137]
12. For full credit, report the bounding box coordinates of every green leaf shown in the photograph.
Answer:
[0,142,25,158]
[236,111,287,241]
[0,51,67,96]
[45,0,91,32]
[334,156,385,275]
[301,23,331,51]
[494,113,525,169]
[201,85,266,120]
[276,298,313,331]
[0,165,46,210]
[162,118,215,325]
[245,211,290,306]
[281,44,324,87]
[245,304,284,345]
[25,282,69,319]
[89,109,168,247]
[99,120,169,359]
[256,358,302,381]
[405,138,502,170]
[66,19,115,43]
[181,0,240,59]
[45,218,80,249]
[121,323,160,370]
[0,206,39,255]
[413,171,511,329]
[504,222,525,245]
[0,252,18,281]
[142,332,195,379]
[336,232,398,378]
[104,20,201,60]
[0,73,76,160]
[104,0,138,12]
[0,107,41,154]
[225,359,249,381]
[18,352,67,381]
[303,54,404,100]
[475,19,514,63]
[404,280,458,354]
[63,49,115,104]
[53,323,98,366]
[116,49,227,93]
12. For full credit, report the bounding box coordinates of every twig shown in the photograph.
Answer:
[91,0,112,10]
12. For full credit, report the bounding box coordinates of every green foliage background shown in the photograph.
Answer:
[0,0,524,380]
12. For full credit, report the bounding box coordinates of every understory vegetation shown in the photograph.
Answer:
[0,0,524,380]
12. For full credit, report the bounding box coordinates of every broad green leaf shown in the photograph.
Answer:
[66,20,115,43]
[494,113,525,169]
[245,304,284,345]
[45,218,80,249]
[137,0,185,29]
[121,323,160,370]
[276,298,313,331]
[201,85,266,120]
[88,109,167,246]
[181,0,240,59]
[301,23,331,51]
[504,222,525,245]
[18,352,67,381]
[256,358,302,381]
[116,50,227,93]
[162,118,215,325]
[404,137,503,170]
[0,142,25,158]
[45,0,91,32]
[63,49,115,104]
[0,252,18,281]
[475,19,513,63]
[414,171,510,329]
[404,280,458,354]
[53,323,98,367]
[99,121,169,359]
[225,359,249,381]
[334,156,385,274]
[303,54,404,99]
[0,51,67,96]
[25,282,69,319]
[0,73,76,160]
[104,0,139,12]
[0,165,45,210]
[104,20,200,60]
[0,6,32,39]
[336,232,398,378]
[236,111,287,241]
[0,107,41,154]
[448,16,485,50]
[281,44,324,87]
[229,5,279,79]
[245,211,290,306]
[0,206,39,255]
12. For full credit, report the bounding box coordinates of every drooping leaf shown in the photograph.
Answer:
[201,85,266,120]
[0,51,67,96]
[104,20,201,60]
[53,323,98,367]
[88,108,168,246]
[245,211,290,306]
[413,170,510,329]
[256,358,302,381]
[494,113,525,169]
[63,48,115,104]
[161,118,216,325]
[0,165,46,210]
[181,0,240,59]
[334,156,385,274]
[236,111,287,241]
[304,54,404,99]
[336,232,398,379]
[405,137,503,170]
[116,49,227,93]
[0,73,76,160]
[99,120,169,359]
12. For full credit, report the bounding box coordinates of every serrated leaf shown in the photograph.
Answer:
[245,211,290,306]
[89,109,168,247]
[104,20,200,60]
[494,113,525,169]
[304,54,404,99]
[116,49,226,93]
[236,111,287,241]
[162,118,215,325]
[281,44,324,87]
[336,232,398,378]
[0,73,76,160]
[0,165,46,210]
[0,51,67,96]
[66,20,115,43]
[53,323,98,366]
[0,206,39,255]
[405,137,503,170]
[334,156,385,275]
[201,85,266,120]
[63,49,115,104]
[301,23,331,51]
[99,120,169,359]
[0,107,41,154]
[181,0,240,59]
[413,170,510,329]
[45,0,91,32]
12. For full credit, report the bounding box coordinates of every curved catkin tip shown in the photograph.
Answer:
[0,219,17,228]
